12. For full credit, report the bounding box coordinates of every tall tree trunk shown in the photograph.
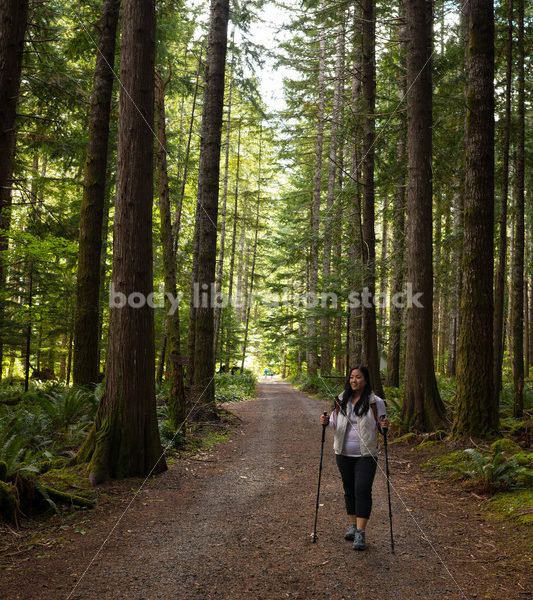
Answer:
[66,318,74,386]
[155,67,186,429]
[75,0,166,483]
[186,186,202,386]
[527,260,533,373]
[241,127,262,372]
[447,2,469,377]
[361,0,384,397]
[156,332,166,385]
[213,40,235,358]
[0,0,28,380]
[401,0,445,431]
[73,0,120,387]
[386,1,407,388]
[186,54,210,386]
[60,333,67,381]
[447,188,463,376]
[235,193,248,323]
[511,0,524,417]
[192,0,229,412]
[348,14,363,368]
[174,44,203,250]
[386,96,407,386]
[24,268,33,392]
[432,200,442,371]
[493,0,513,405]
[433,199,442,362]
[97,177,113,373]
[438,207,451,372]
[524,276,529,375]
[307,1,326,377]
[453,0,497,437]
[379,193,388,335]
[333,55,345,376]
[528,229,533,373]
[321,17,345,377]
[227,120,242,307]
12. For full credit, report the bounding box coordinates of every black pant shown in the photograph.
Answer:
[335,454,378,519]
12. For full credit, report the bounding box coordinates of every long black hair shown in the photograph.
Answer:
[337,365,373,417]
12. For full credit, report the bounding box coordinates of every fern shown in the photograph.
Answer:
[462,448,533,490]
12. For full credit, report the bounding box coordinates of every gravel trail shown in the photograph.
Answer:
[2,379,530,600]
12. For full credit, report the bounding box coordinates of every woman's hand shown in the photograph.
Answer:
[380,415,390,429]
[320,412,329,426]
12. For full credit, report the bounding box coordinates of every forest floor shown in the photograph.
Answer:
[1,379,531,600]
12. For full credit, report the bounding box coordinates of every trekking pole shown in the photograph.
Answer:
[312,411,328,543]
[381,420,395,553]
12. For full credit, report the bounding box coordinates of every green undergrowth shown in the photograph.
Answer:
[0,381,101,524]
[214,371,257,404]
[286,372,343,404]
[39,463,97,503]
[484,489,533,528]
[158,401,239,457]
[157,371,256,451]
[424,439,533,528]
[426,439,532,488]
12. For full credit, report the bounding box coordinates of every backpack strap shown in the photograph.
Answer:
[370,401,384,434]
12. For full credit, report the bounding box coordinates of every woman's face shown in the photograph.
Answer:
[349,369,366,394]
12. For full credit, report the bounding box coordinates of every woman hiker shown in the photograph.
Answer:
[319,365,389,550]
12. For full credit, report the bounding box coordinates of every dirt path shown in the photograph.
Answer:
[2,380,531,600]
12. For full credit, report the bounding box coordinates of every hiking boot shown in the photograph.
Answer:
[353,529,366,550]
[344,523,357,540]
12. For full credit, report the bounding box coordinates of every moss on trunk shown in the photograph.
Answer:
[0,480,19,526]
[73,0,119,386]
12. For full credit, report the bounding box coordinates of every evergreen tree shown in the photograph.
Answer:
[75,0,166,483]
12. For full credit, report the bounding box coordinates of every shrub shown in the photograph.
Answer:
[461,448,533,492]
[158,420,187,450]
[215,372,256,404]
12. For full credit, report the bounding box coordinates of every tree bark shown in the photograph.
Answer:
[433,200,442,362]
[73,0,120,387]
[75,0,166,483]
[511,0,524,417]
[321,17,345,377]
[386,83,407,386]
[213,40,234,358]
[241,127,262,372]
[96,175,113,370]
[235,193,248,323]
[155,67,186,429]
[493,0,513,405]
[174,44,203,251]
[401,0,445,431]
[0,0,29,380]
[453,0,497,437]
[348,13,363,368]
[447,188,463,376]
[333,44,345,376]
[524,277,529,375]
[307,0,326,377]
[438,208,451,372]
[192,0,229,412]
[379,193,388,336]
[361,0,384,397]
[527,266,533,373]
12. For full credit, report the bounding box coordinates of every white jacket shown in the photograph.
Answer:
[332,392,383,457]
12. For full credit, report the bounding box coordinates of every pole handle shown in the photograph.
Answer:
[321,411,327,441]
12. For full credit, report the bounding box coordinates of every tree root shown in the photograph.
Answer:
[41,486,95,508]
